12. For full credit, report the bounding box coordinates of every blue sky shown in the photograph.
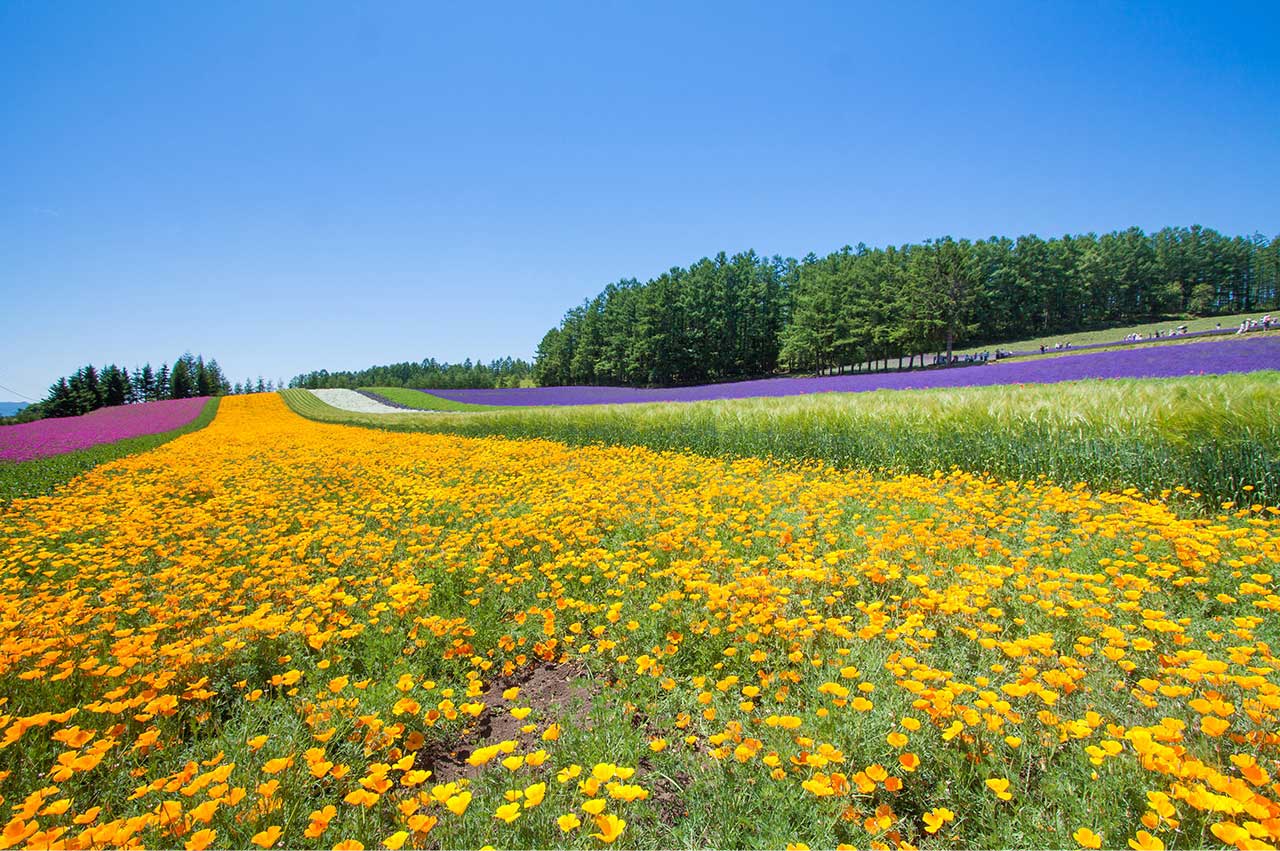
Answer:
[1,1,1277,398]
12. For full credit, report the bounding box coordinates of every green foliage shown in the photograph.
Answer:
[281,373,1280,509]
[0,398,220,503]
[291,357,533,390]
[537,252,793,387]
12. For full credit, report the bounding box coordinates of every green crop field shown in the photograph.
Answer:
[282,373,1280,508]
[361,387,506,412]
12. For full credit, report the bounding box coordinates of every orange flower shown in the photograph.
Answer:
[185,828,217,851]
[250,826,283,848]
[1073,828,1102,849]
[591,814,626,844]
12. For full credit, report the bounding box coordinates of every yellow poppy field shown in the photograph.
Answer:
[1,393,1278,850]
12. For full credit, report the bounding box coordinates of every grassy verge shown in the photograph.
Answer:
[950,310,1270,356]
[0,396,221,502]
[281,374,1280,507]
[997,327,1280,362]
[360,386,506,412]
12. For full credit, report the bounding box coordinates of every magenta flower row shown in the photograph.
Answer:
[0,397,209,462]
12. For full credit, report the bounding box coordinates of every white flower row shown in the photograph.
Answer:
[309,389,420,414]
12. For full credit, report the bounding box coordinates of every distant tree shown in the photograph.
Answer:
[44,377,76,418]
[170,356,195,399]
[125,367,142,404]
[205,359,230,395]
[155,364,170,399]
[138,363,155,401]
[102,364,129,407]
[195,356,212,397]
[256,377,266,393]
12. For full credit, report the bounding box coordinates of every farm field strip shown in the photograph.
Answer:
[0,397,212,462]
[3,393,1277,849]
[282,373,1280,508]
[425,335,1280,407]
[359,388,504,413]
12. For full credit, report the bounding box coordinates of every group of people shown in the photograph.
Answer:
[1236,315,1274,334]
[1121,324,1191,343]
[1039,342,1074,354]
[932,351,997,366]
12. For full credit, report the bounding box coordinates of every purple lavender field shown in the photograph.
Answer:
[429,335,1280,407]
[0,398,209,462]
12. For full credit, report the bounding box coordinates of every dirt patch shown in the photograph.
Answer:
[414,661,595,783]
[647,769,691,826]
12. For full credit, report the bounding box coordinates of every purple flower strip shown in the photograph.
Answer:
[426,336,1280,407]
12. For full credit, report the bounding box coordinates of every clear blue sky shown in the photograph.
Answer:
[2,1,1277,399]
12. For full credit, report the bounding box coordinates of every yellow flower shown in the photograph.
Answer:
[1128,831,1164,851]
[445,792,472,816]
[923,807,954,834]
[591,813,626,844]
[185,829,217,851]
[985,777,1012,801]
[558,813,582,832]
[250,826,283,848]
[1073,828,1102,849]
[494,802,521,823]
[524,782,547,807]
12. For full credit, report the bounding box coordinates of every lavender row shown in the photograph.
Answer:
[427,336,1280,407]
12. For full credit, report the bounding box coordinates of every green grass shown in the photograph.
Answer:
[0,396,221,503]
[360,386,506,412]
[281,374,1280,508]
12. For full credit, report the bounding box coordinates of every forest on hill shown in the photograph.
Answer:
[289,357,534,391]
[533,225,1279,386]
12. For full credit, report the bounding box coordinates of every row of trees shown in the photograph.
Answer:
[534,252,791,387]
[534,225,1280,384]
[290,357,534,390]
[7,354,276,424]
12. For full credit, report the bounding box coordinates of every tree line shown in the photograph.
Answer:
[289,357,534,390]
[534,224,1279,385]
[3,354,278,425]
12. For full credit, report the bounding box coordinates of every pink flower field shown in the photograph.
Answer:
[0,398,209,462]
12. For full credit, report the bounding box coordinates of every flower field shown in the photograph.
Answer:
[424,335,1280,406]
[0,399,210,462]
[2,393,1278,849]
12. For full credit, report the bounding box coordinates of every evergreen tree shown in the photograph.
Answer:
[155,364,170,399]
[44,377,76,418]
[195,355,212,397]
[170,357,194,400]
[102,364,129,407]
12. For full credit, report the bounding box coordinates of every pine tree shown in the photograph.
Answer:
[155,364,170,399]
[170,356,195,399]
